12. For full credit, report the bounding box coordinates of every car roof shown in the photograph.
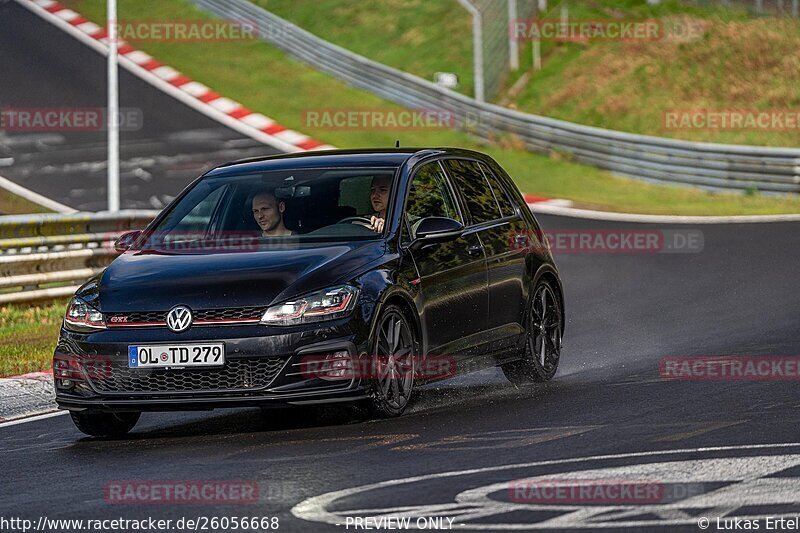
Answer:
[204,147,492,177]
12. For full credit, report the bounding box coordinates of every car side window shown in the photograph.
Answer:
[164,184,228,242]
[479,162,518,218]
[405,161,461,240]
[444,159,502,225]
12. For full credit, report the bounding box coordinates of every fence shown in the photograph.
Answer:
[0,211,158,304]
[189,0,800,194]
[457,0,539,101]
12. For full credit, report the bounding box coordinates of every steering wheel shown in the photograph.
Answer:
[337,216,374,229]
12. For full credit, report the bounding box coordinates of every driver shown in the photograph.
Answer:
[367,174,391,233]
[251,189,294,237]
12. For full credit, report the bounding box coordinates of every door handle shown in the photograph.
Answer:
[467,244,483,257]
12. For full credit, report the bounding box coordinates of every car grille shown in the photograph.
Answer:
[106,307,267,327]
[195,307,265,321]
[83,357,287,394]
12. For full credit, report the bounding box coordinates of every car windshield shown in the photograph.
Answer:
[139,166,398,252]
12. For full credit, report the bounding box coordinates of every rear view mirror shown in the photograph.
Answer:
[274,186,311,199]
[409,217,464,251]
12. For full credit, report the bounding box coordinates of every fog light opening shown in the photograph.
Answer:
[53,354,95,385]
[318,350,352,381]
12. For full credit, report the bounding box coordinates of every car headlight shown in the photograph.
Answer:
[261,285,358,326]
[64,297,106,332]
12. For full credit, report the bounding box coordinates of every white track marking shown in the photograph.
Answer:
[292,443,800,529]
[0,410,68,428]
[530,203,800,224]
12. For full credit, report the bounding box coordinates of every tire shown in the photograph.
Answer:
[502,279,563,385]
[70,411,140,438]
[365,305,417,418]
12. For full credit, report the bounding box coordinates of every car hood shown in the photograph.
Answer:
[95,241,385,312]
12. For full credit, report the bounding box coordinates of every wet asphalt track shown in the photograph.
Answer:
[0,1,279,212]
[1,215,799,531]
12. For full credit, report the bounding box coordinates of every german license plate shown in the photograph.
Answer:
[128,344,225,368]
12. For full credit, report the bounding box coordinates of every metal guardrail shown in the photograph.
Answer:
[191,0,800,194]
[0,211,159,304]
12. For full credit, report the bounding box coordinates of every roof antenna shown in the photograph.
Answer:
[395,139,400,148]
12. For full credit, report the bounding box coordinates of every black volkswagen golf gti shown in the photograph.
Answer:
[55,148,565,436]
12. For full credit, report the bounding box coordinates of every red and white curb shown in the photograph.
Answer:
[0,370,60,426]
[16,0,335,154]
[524,194,573,210]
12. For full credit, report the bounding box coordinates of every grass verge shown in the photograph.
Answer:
[62,0,800,215]
[0,299,66,377]
[253,0,475,98]
[0,188,52,215]
[511,8,800,146]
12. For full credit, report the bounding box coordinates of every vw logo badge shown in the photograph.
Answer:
[166,305,192,332]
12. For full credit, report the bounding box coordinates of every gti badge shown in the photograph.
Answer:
[166,305,192,332]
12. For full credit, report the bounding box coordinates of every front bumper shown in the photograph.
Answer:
[54,319,372,412]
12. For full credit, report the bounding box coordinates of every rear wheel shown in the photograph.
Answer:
[502,279,562,384]
[70,411,140,438]
[366,305,416,417]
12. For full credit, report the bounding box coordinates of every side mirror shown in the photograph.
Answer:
[114,230,141,253]
[409,217,464,251]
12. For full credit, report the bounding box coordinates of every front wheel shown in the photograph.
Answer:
[502,279,562,385]
[365,305,417,417]
[70,411,140,438]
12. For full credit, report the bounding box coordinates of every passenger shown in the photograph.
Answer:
[251,189,294,237]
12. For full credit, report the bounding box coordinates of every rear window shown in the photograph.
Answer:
[444,159,501,225]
